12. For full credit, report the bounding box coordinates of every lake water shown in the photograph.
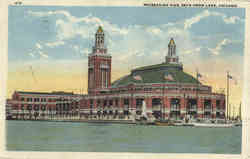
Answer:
[6,120,241,154]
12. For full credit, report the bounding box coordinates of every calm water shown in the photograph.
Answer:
[6,120,241,153]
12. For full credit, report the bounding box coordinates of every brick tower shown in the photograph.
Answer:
[88,26,112,95]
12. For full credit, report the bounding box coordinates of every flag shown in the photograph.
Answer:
[197,73,202,78]
[228,74,233,79]
[196,71,206,83]
[227,73,237,85]
[196,68,202,79]
[133,75,142,81]
[164,72,174,81]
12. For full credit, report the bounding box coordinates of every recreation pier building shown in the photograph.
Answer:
[80,26,226,121]
[7,26,226,121]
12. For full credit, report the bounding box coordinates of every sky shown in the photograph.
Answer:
[8,6,245,116]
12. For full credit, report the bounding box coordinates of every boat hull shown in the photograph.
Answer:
[193,123,234,128]
[154,121,174,126]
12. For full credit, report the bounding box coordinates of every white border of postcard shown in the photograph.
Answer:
[0,0,250,159]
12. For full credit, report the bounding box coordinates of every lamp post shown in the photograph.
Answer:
[176,99,178,121]
[183,93,186,121]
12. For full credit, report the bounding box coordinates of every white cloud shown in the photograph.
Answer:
[163,22,176,27]
[184,10,211,30]
[146,27,162,35]
[28,52,35,58]
[167,27,186,36]
[36,43,43,49]
[183,47,201,55]
[27,9,240,68]
[184,10,242,30]
[208,38,231,55]
[45,41,65,48]
[28,10,129,41]
[73,45,79,51]
[80,48,91,57]
[223,16,241,24]
[28,10,71,18]
[114,49,145,63]
[38,51,49,58]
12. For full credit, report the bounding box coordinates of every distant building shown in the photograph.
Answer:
[6,99,13,120]
[9,91,82,120]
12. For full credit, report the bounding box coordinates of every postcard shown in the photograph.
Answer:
[1,0,250,159]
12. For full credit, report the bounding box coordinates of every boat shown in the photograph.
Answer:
[192,122,234,128]
[174,122,194,127]
[192,119,235,128]
[154,120,175,126]
[234,122,242,127]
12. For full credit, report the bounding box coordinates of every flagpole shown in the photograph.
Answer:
[232,105,235,120]
[229,104,231,120]
[162,81,165,121]
[239,102,242,121]
[227,71,229,121]
[196,69,201,119]
[196,70,198,119]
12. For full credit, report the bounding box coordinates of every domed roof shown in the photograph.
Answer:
[169,38,175,45]
[97,26,103,33]
[112,63,200,87]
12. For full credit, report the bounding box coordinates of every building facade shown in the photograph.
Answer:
[7,26,226,121]
[9,91,82,120]
[80,26,226,121]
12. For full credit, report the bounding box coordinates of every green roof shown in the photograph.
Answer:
[16,91,74,96]
[112,63,200,87]
[97,26,103,33]
[132,63,182,72]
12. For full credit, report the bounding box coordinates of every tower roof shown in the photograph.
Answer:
[97,26,103,33]
[169,38,175,45]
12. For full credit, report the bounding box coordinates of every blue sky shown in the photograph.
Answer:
[8,6,245,107]
[9,7,245,62]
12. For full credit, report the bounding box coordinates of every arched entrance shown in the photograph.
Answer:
[204,99,212,119]
[152,98,162,119]
[187,99,197,119]
[170,98,180,120]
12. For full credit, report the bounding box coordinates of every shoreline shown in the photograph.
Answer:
[6,119,242,128]
[6,119,137,124]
